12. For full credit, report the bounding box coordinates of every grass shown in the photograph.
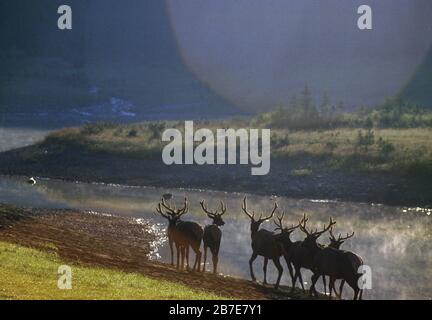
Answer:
[0,241,227,300]
[38,120,432,176]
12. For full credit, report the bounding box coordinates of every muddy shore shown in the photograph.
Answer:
[0,204,318,300]
[0,144,431,207]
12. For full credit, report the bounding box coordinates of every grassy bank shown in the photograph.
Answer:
[0,241,226,300]
[39,120,432,176]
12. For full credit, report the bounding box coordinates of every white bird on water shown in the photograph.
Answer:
[27,177,36,185]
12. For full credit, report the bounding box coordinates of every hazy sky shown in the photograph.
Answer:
[166,0,432,110]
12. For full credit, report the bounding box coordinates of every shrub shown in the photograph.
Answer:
[356,129,375,151]
[81,122,116,135]
[127,129,138,138]
[271,133,290,149]
[377,137,395,158]
[147,123,165,140]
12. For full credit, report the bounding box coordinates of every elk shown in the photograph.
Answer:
[310,228,363,300]
[321,228,355,297]
[273,212,305,288]
[290,215,336,292]
[242,197,287,289]
[199,200,226,274]
[156,197,203,271]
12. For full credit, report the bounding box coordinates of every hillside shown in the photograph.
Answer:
[0,1,240,121]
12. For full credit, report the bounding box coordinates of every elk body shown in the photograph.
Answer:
[200,200,226,274]
[290,216,336,291]
[321,229,355,297]
[156,198,203,271]
[309,227,364,300]
[273,212,305,288]
[242,197,286,289]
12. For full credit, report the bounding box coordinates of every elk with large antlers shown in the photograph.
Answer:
[242,197,287,289]
[273,212,305,288]
[310,228,364,300]
[321,228,355,297]
[200,200,227,274]
[156,197,203,271]
[290,215,336,291]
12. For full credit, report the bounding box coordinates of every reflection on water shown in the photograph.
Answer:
[0,175,430,300]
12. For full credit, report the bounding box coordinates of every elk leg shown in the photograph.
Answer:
[249,252,258,282]
[263,258,268,285]
[169,240,174,266]
[310,273,319,297]
[329,277,334,300]
[212,253,218,275]
[322,275,327,296]
[176,244,181,269]
[180,246,186,271]
[273,258,283,290]
[186,246,190,271]
[346,279,359,300]
[338,280,345,298]
[283,256,295,290]
[202,246,207,273]
[191,245,201,272]
[196,247,202,272]
[353,289,359,300]
[296,267,305,291]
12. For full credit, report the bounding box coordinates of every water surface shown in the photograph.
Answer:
[0,175,430,300]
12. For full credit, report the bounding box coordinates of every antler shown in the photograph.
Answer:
[156,203,170,219]
[201,200,227,219]
[219,201,227,216]
[258,202,278,223]
[200,200,214,217]
[160,198,177,216]
[339,231,355,241]
[157,197,188,218]
[242,197,277,222]
[313,217,336,238]
[178,198,189,217]
[242,197,255,220]
[299,213,311,236]
[274,212,285,231]
[330,227,354,241]
[329,227,337,241]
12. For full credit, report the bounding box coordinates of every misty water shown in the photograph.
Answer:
[0,175,430,300]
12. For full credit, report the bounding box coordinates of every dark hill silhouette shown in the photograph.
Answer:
[0,0,240,119]
[0,1,430,118]
[402,46,432,108]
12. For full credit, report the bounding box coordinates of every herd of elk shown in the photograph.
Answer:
[155,196,365,300]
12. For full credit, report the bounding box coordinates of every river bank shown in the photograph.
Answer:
[0,142,431,207]
[0,204,317,300]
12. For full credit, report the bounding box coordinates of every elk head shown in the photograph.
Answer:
[300,215,336,249]
[241,197,278,235]
[329,227,355,249]
[156,197,189,228]
[200,200,226,226]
